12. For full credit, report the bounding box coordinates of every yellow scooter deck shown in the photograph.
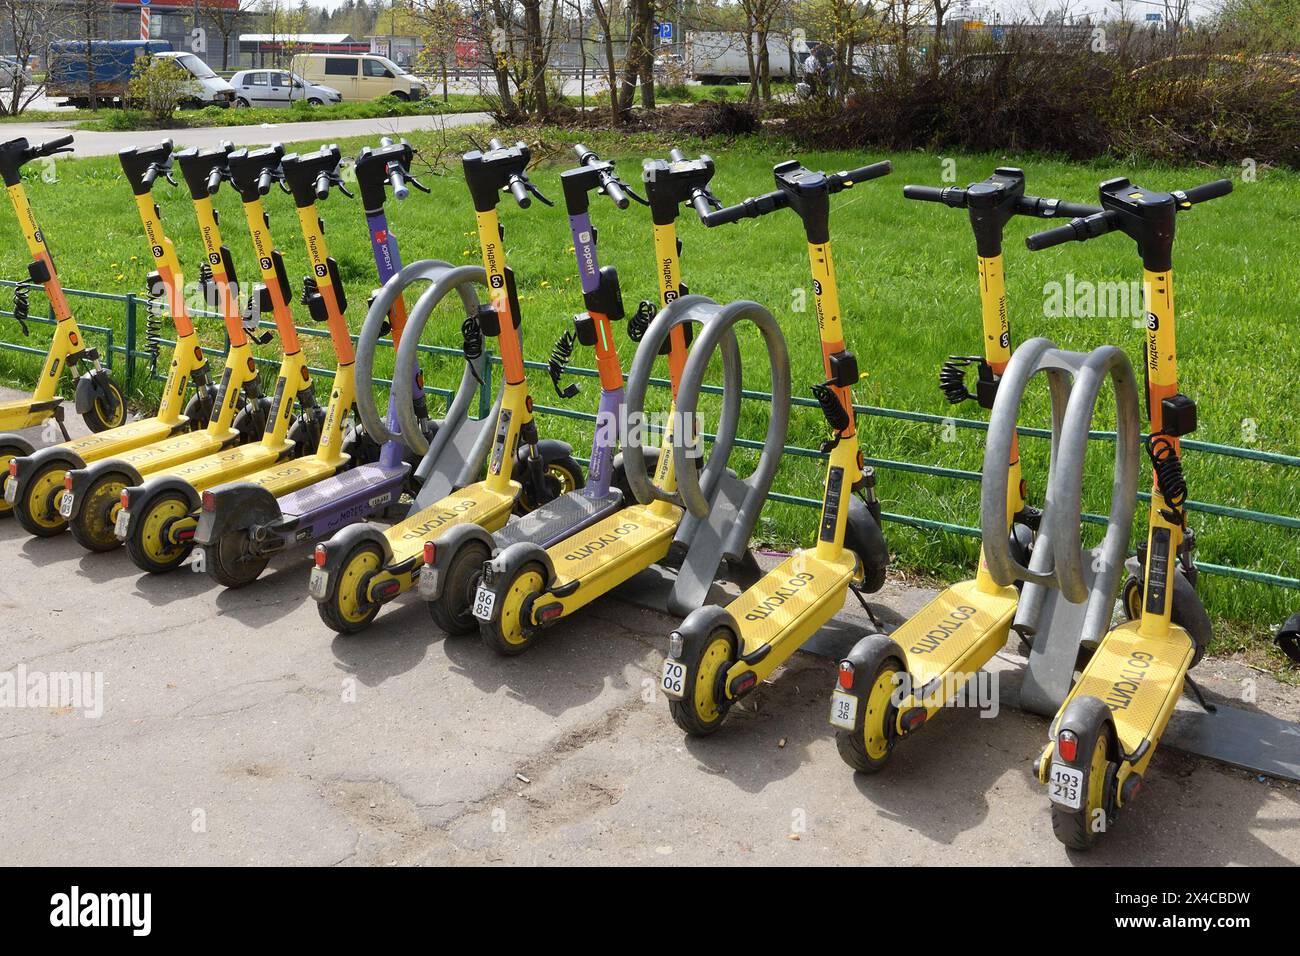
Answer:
[53,415,188,461]
[1064,620,1194,757]
[88,426,241,476]
[0,398,59,431]
[385,482,518,564]
[225,452,349,498]
[146,438,296,492]
[892,578,1019,703]
[730,552,857,672]
[548,504,683,613]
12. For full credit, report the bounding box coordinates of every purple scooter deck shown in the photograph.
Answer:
[277,462,409,541]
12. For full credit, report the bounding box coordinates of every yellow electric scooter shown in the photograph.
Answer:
[4,141,217,536]
[115,144,358,573]
[310,139,580,634]
[1030,174,1230,849]
[0,135,125,511]
[59,144,287,551]
[656,158,893,734]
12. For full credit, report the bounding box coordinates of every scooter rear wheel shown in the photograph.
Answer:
[69,471,130,552]
[1050,718,1115,851]
[835,655,903,773]
[0,441,30,519]
[428,540,490,636]
[126,489,194,574]
[207,531,270,589]
[479,563,546,656]
[13,460,68,537]
[318,541,384,635]
[668,630,737,737]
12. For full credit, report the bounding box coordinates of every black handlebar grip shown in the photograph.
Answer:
[205,166,222,194]
[40,134,74,155]
[1054,199,1102,218]
[841,161,892,184]
[509,178,530,208]
[1178,179,1233,206]
[691,194,713,220]
[702,201,753,227]
[257,168,272,195]
[903,184,951,204]
[1025,221,1082,252]
[141,165,159,188]
[314,172,330,201]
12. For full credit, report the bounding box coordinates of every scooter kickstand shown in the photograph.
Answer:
[1184,675,1218,714]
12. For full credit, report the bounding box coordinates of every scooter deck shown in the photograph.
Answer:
[729,552,858,668]
[225,452,350,502]
[147,439,296,493]
[386,482,518,564]
[0,398,59,431]
[547,504,683,612]
[894,578,1019,692]
[276,461,405,520]
[89,426,241,476]
[51,415,187,462]
[1063,620,1194,758]
[493,489,623,550]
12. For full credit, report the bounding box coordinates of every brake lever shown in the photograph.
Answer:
[334,178,354,199]
[525,180,554,207]
[406,174,431,194]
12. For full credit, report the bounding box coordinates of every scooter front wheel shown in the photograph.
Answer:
[125,489,194,573]
[835,655,904,773]
[668,630,737,737]
[69,471,130,552]
[514,456,583,515]
[479,563,546,656]
[1050,713,1115,851]
[13,459,69,537]
[82,375,127,433]
[207,531,270,589]
[428,540,490,636]
[318,541,384,635]
[0,441,24,519]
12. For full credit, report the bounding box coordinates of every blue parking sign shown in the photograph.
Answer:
[660,22,673,40]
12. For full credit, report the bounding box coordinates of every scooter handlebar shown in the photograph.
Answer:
[903,184,966,207]
[1176,178,1233,206]
[205,165,223,195]
[1026,210,1117,251]
[701,189,785,227]
[829,160,891,191]
[508,176,530,208]
[36,134,74,158]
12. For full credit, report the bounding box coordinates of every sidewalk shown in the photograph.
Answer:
[0,111,491,158]
[1,388,1296,865]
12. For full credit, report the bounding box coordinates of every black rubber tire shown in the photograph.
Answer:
[515,455,584,514]
[317,541,385,636]
[1121,570,1212,666]
[125,490,194,574]
[1277,613,1300,664]
[68,470,130,552]
[1121,574,1142,621]
[1050,720,1114,851]
[667,629,737,737]
[307,97,324,106]
[207,531,270,589]
[235,97,251,108]
[835,655,903,773]
[428,540,490,636]
[82,375,126,433]
[12,460,69,537]
[478,562,546,657]
[0,441,27,519]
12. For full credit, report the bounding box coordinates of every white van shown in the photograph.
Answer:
[155,51,236,107]
[296,54,427,101]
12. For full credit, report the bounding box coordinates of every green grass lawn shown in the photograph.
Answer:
[1,123,1296,666]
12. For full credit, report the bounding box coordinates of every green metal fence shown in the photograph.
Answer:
[2,281,1296,593]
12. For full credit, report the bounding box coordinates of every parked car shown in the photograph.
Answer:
[0,56,33,91]
[295,54,427,101]
[231,69,342,108]
[47,41,235,108]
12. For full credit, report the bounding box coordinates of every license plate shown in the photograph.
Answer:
[417,565,438,598]
[1048,762,1084,809]
[3,479,16,504]
[114,509,131,538]
[829,689,859,730]
[472,584,496,621]
[308,567,329,600]
[59,492,74,518]
[660,659,686,699]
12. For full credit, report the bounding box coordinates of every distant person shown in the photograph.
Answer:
[803,43,835,99]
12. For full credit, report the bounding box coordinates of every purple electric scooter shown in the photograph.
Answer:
[417,143,649,634]
[193,138,490,588]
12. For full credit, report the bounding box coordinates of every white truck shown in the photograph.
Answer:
[682,32,793,84]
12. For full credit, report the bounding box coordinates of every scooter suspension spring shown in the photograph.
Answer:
[627,300,655,342]
[10,284,31,336]
[939,356,981,404]
[144,311,164,374]
[811,380,851,451]
[461,314,485,385]
[548,329,580,399]
[1146,432,1189,524]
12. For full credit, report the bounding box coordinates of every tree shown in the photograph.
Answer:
[0,0,69,116]
[1216,0,1300,50]
[617,0,654,115]
[739,0,792,101]
[260,0,310,70]
[205,0,261,71]
[127,55,193,124]
[409,0,464,101]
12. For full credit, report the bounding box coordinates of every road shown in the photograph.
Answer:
[0,111,493,158]
[0,389,1296,865]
